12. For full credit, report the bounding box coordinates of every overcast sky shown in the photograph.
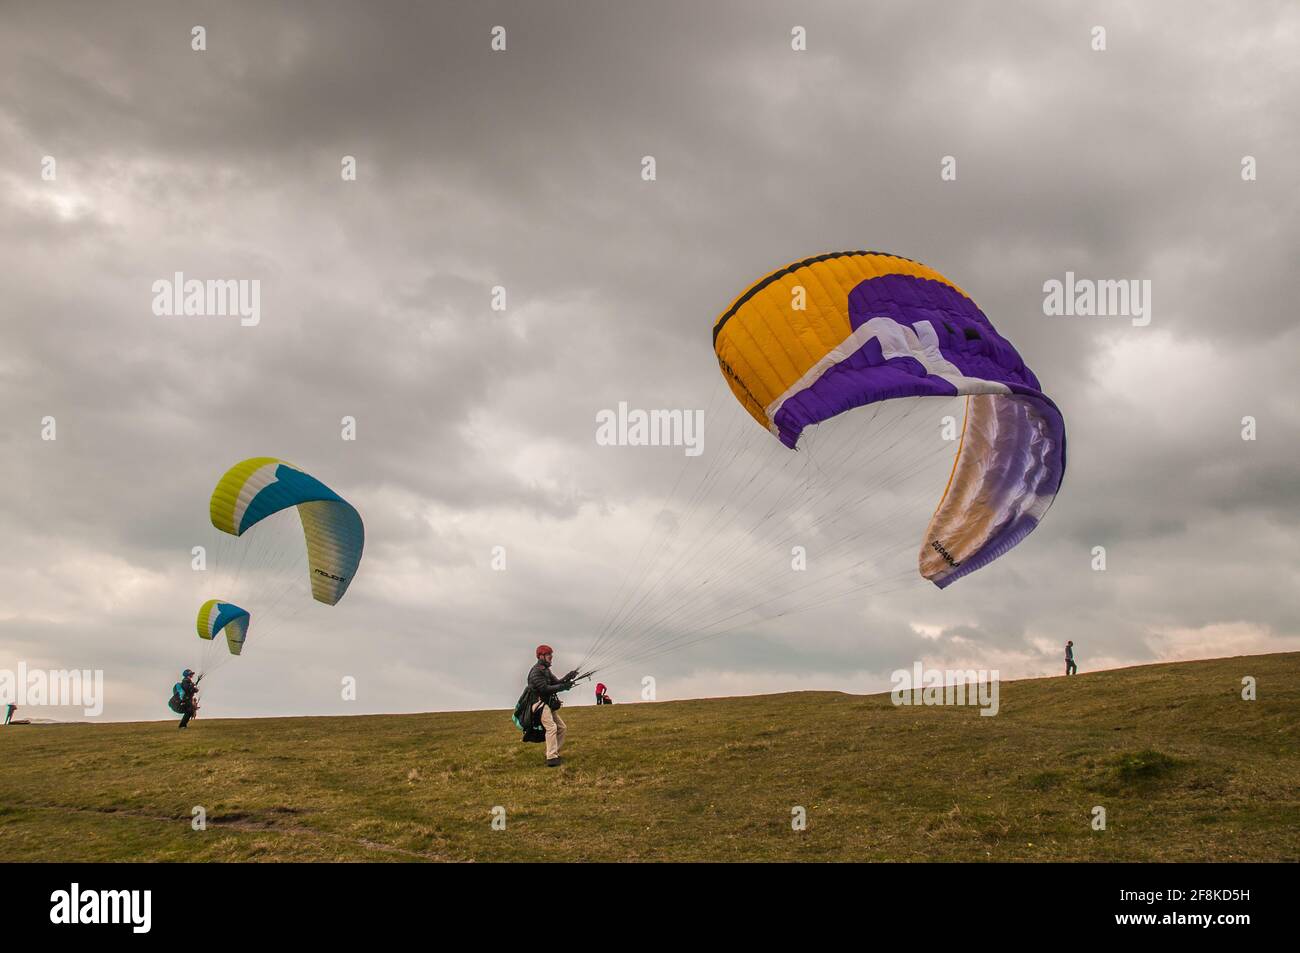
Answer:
[1,1,1296,722]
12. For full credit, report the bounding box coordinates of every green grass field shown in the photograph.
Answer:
[2,653,1296,862]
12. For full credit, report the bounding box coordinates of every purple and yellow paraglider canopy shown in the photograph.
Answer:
[713,251,1066,589]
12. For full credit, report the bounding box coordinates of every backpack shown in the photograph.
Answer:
[168,683,185,714]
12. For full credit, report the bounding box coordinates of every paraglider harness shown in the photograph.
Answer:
[169,674,201,717]
[512,669,594,743]
[512,687,545,743]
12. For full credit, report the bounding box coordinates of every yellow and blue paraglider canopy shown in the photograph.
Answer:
[196,599,250,656]
[209,457,364,605]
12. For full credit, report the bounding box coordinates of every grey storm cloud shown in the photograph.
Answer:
[1,1,1297,721]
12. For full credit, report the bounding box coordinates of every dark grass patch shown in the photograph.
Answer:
[1109,749,1182,786]
[1024,770,1066,792]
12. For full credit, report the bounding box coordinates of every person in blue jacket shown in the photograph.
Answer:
[170,669,200,728]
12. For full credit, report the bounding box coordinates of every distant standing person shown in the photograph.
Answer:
[1065,640,1077,676]
[595,682,613,705]
[528,645,576,767]
[4,703,14,725]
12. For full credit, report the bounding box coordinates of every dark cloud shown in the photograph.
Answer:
[1,1,1296,720]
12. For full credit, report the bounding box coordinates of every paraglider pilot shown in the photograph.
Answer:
[528,645,576,767]
[595,682,613,705]
[171,669,200,728]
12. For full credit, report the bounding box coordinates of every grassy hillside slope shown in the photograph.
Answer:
[1,653,1296,862]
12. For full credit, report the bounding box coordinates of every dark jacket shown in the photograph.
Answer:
[528,661,573,707]
[179,676,199,706]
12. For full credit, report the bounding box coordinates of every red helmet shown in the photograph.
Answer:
[535,644,554,658]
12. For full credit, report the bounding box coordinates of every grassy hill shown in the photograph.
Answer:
[2,653,1297,862]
